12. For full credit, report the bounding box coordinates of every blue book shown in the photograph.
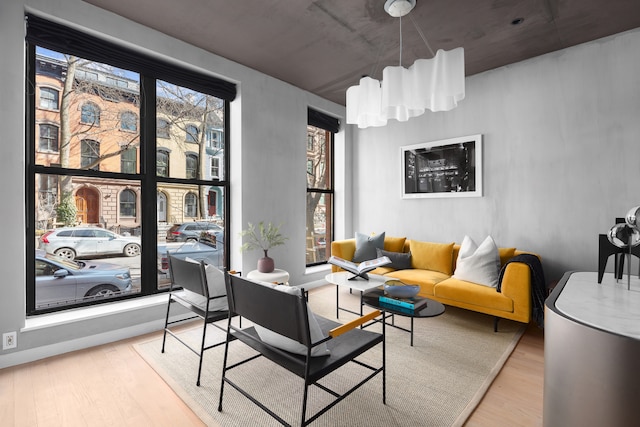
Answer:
[379,295,428,310]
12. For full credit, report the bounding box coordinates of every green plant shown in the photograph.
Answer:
[240,222,288,254]
[57,193,78,226]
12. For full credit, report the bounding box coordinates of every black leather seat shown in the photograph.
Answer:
[218,272,386,426]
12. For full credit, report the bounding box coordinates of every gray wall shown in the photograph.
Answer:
[349,28,640,283]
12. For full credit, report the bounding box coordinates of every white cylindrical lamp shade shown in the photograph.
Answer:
[381,65,424,122]
[411,47,465,112]
[346,76,387,128]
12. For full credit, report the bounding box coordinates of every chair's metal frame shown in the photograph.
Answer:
[161,255,229,386]
[218,273,386,426]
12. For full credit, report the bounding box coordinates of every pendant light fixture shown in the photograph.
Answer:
[346,0,465,128]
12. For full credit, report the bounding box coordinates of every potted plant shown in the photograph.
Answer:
[240,221,288,273]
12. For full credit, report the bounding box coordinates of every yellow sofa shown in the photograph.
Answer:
[330,237,535,327]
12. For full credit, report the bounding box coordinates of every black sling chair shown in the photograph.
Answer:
[218,272,386,426]
[161,255,229,386]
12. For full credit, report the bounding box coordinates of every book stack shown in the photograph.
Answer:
[378,295,428,313]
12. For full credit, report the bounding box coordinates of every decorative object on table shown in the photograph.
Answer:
[604,206,640,289]
[383,279,420,298]
[328,255,391,280]
[239,222,288,273]
[401,134,482,199]
[379,280,428,312]
[345,0,465,128]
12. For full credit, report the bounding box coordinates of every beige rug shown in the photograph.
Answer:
[135,285,525,427]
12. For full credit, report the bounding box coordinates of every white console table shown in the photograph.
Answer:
[544,271,640,427]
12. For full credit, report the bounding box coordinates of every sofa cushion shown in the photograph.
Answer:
[252,282,330,357]
[384,269,450,296]
[376,248,412,270]
[383,236,406,253]
[409,240,455,275]
[453,235,500,288]
[352,232,385,262]
[434,277,514,312]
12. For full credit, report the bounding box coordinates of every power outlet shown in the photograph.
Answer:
[3,331,17,350]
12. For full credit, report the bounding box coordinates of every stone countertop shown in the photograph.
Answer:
[554,271,640,339]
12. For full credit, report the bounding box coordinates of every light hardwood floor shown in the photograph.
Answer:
[0,321,544,427]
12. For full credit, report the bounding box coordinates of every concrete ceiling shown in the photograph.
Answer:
[83,0,640,105]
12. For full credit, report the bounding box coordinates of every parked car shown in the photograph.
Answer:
[35,251,132,309]
[166,221,224,245]
[39,227,141,260]
[157,240,223,277]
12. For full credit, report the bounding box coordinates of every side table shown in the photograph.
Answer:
[246,268,290,285]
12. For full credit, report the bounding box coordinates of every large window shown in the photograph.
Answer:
[26,15,235,314]
[306,109,338,266]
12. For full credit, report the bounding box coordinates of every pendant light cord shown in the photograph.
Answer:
[409,14,435,57]
[399,15,403,66]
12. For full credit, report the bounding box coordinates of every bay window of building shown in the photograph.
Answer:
[26,14,234,314]
[306,108,338,266]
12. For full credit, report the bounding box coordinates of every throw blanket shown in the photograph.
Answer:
[497,254,546,328]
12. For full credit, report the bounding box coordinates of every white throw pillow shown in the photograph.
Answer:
[181,257,228,311]
[453,235,500,288]
[252,282,330,357]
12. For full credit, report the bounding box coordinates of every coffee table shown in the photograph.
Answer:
[324,271,388,319]
[362,288,445,346]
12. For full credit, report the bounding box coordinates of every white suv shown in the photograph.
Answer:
[39,227,141,260]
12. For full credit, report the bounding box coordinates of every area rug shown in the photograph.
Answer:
[135,285,525,427]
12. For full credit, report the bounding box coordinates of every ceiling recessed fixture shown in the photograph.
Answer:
[511,18,525,25]
[384,0,416,18]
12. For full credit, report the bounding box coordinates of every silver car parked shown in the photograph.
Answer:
[36,251,132,309]
[39,226,141,260]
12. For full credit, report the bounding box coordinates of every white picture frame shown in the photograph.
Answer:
[401,134,483,199]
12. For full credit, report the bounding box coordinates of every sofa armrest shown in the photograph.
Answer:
[500,262,533,316]
[330,239,356,272]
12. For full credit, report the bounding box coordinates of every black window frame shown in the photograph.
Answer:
[25,14,235,315]
[306,108,338,267]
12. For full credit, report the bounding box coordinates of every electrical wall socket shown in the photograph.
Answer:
[3,331,17,350]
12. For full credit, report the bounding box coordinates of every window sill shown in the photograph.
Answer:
[23,294,168,332]
[305,263,331,276]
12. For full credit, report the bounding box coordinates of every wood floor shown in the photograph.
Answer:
[0,321,544,427]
